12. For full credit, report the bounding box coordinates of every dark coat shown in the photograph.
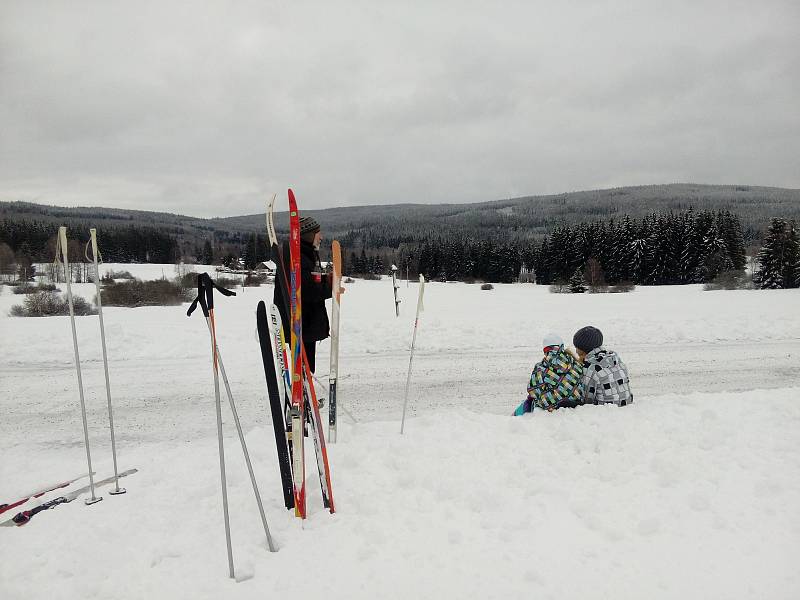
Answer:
[274,239,332,343]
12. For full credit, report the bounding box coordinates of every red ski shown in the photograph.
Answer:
[288,189,306,519]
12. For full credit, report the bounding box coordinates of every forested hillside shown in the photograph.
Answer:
[2,184,798,283]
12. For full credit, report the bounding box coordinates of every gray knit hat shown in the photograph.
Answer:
[573,326,603,353]
[299,216,320,236]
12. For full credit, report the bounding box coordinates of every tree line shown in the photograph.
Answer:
[347,209,752,286]
[0,219,179,264]
[3,209,798,290]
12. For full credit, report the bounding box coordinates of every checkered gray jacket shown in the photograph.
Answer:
[581,348,633,406]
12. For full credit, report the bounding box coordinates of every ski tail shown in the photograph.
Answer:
[257,301,295,510]
[303,344,335,513]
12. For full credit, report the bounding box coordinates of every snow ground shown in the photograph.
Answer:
[1,266,799,599]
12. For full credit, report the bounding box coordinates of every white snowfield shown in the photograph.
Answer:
[1,264,799,600]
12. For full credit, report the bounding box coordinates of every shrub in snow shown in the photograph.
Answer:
[344,277,355,283]
[101,269,134,282]
[609,281,636,293]
[481,283,494,290]
[13,282,57,295]
[704,270,752,291]
[588,283,609,293]
[243,272,267,287]
[176,272,238,291]
[214,276,239,289]
[101,279,190,307]
[549,280,569,293]
[11,290,96,317]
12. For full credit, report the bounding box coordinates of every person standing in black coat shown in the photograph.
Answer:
[274,216,337,374]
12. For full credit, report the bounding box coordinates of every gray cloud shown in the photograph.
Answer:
[1,0,798,217]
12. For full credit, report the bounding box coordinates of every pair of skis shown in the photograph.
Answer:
[1,473,91,517]
[258,189,339,520]
[1,470,138,527]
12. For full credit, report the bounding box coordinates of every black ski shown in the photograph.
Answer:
[257,300,294,511]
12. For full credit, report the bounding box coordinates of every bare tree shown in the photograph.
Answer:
[584,257,608,293]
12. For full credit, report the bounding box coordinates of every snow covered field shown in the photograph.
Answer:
[1,265,799,599]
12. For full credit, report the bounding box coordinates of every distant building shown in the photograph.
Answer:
[255,261,276,273]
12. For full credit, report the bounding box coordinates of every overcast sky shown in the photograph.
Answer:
[1,1,798,218]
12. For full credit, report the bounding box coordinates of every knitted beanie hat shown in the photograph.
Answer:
[573,326,603,353]
[542,333,563,350]
[299,216,320,236]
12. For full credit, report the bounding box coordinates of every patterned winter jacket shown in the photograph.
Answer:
[581,347,633,406]
[527,346,585,410]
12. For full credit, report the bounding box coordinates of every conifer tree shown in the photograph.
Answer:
[201,240,214,265]
[613,215,635,284]
[629,237,648,283]
[569,266,587,293]
[678,209,700,283]
[241,233,257,269]
[784,221,800,288]
[535,238,553,284]
[358,248,368,275]
[755,218,789,289]
[718,211,746,271]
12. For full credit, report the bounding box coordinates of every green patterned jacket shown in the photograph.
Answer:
[527,345,585,410]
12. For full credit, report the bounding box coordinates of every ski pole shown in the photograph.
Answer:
[187,273,235,578]
[86,230,125,495]
[57,227,101,505]
[209,320,276,552]
[400,275,425,434]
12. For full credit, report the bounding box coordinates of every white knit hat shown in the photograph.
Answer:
[542,333,563,349]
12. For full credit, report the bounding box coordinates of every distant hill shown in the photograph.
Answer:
[3,184,799,256]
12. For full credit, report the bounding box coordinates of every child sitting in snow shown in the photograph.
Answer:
[513,333,585,415]
[572,326,633,406]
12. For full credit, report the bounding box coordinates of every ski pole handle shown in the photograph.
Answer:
[187,273,236,318]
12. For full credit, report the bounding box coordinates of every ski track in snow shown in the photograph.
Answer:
[1,269,799,599]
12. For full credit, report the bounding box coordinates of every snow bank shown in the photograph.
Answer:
[1,390,799,599]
